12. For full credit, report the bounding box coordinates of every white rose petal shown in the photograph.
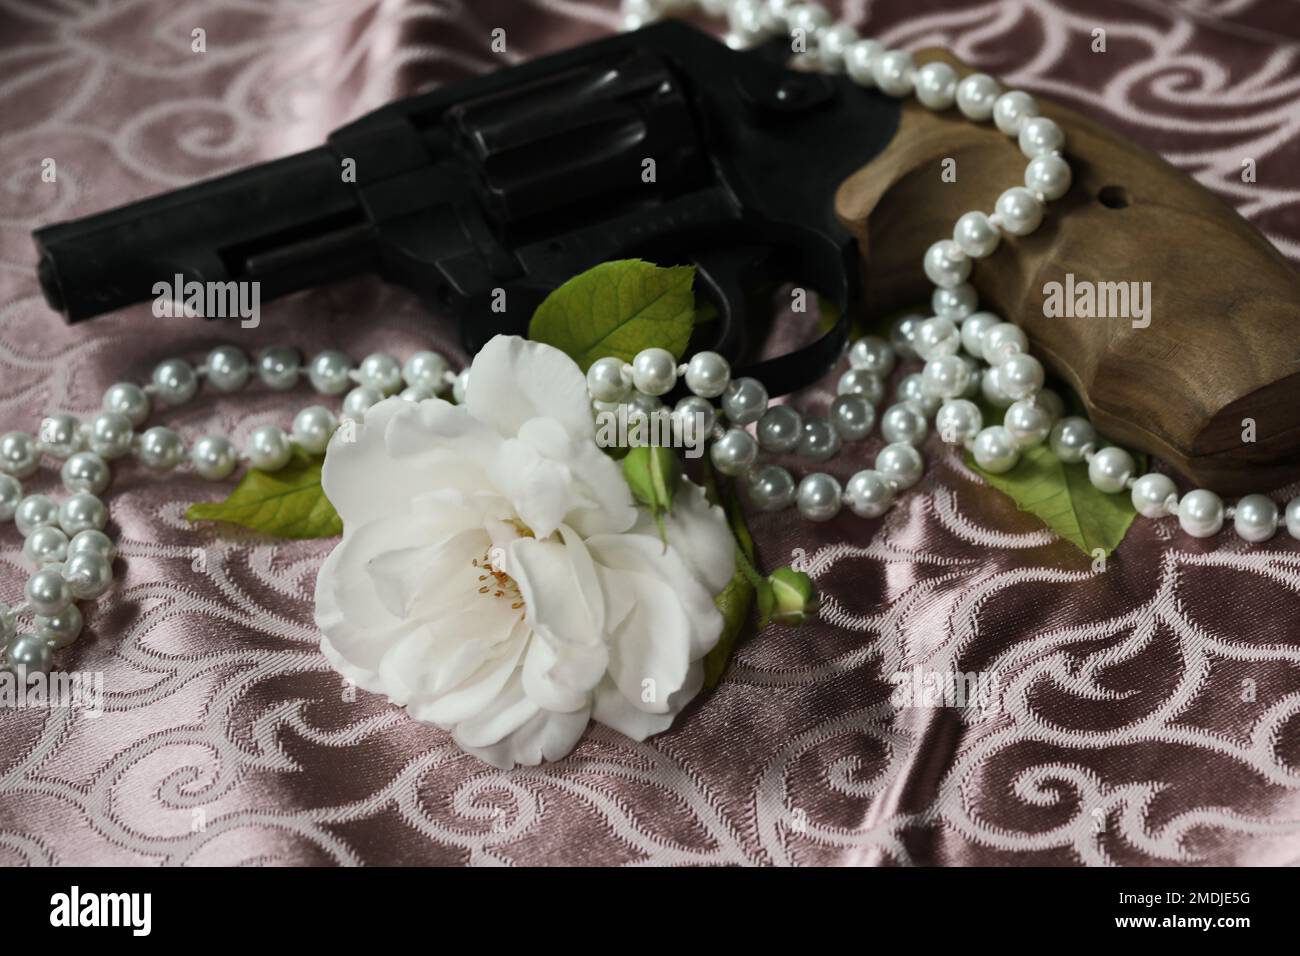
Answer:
[314,335,736,768]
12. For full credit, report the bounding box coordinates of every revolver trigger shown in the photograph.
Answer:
[689,244,774,365]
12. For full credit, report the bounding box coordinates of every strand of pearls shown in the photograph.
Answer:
[0,345,463,677]
[613,0,1299,542]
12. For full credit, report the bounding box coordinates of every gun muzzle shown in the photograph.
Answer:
[34,147,374,322]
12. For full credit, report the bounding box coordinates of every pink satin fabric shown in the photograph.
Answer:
[2,0,1299,866]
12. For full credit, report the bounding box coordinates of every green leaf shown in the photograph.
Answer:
[701,461,758,690]
[186,447,341,540]
[966,407,1141,556]
[528,259,696,371]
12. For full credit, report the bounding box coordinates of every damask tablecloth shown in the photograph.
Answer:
[2,0,1299,866]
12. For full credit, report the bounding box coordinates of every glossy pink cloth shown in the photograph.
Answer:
[2,0,1300,866]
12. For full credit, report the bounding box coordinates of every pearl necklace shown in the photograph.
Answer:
[604,0,1299,539]
[2,0,1295,678]
[0,345,466,678]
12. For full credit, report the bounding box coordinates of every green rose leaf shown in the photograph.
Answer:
[528,259,696,371]
[186,447,341,540]
[966,421,1142,557]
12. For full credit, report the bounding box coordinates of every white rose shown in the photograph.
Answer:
[314,335,735,768]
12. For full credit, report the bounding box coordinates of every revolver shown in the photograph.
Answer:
[31,19,1300,493]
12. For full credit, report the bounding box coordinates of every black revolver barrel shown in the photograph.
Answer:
[34,146,375,322]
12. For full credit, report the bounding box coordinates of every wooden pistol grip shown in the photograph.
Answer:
[834,49,1300,495]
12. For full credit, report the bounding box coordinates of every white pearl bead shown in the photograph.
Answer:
[798,418,842,461]
[257,347,302,391]
[890,314,923,359]
[245,424,292,471]
[139,426,184,470]
[206,346,252,392]
[26,566,72,616]
[1003,399,1052,448]
[342,385,383,421]
[756,405,803,453]
[721,377,769,425]
[0,431,40,479]
[88,411,133,460]
[684,350,730,398]
[1286,498,1300,538]
[1088,446,1134,493]
[672,396,715,441]
[932,283,977,322]
[747,465,796,512]
[914,61,958,109]
[994,186,1044,236]
[816,24,858,71]
[996,353,1045,400]
[0,475,21,522]
[1130,473,1177,518]
[308,350,353,396]
[587,356,630,403]
[936,399,983,444]
[1025,153,1072,201]
[787,2,831,36]
[1233,493,1278,542]
[830,395,874,441]
[914,316,961,360]
[845,469,894,518]
[837,369,885,406]
[356,352,401,395]
[922,355,971,400]
[1018,115,1065,159]
[1178,489,1224,538]
[981,322,1028,366]
[191,435,238,480]
[955,73,1001,121]
[68,528,115,560]
[152,358,198,405]
[15,493,58,535]
[848,336,895,376]
[102,382,150,427]
[872,49,915,97]
[1049,417,1097,463]
[960,311,1001,358]
[23,525,68,567]
[797,472,842,522]
[37,414,83,459]
[980,368,1014,409]
[402,351,450,393]
[896,372,940,417]
[58,492,107,535]
[61,451,110,495]
[292,406,338,455]
[710,427,758,476]
[923,239,971,289]
[875,442,924,490]
[632,347,677,397]
[844,39,883,86]
[36,604,82,648]
[993,90,1039,136]
[8,631,55,677]
[972,426,1020,473]
[953,211,1001,258]
[64,551,112,600]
